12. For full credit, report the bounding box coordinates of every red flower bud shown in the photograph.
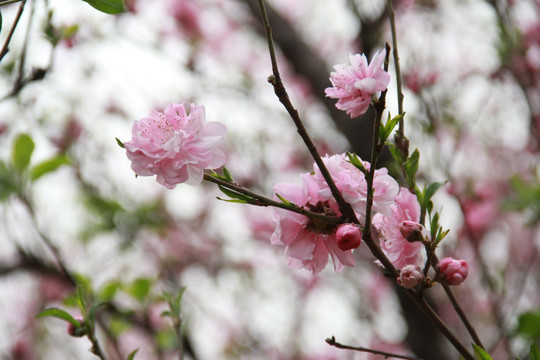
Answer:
[336,224,362,251]
[399,220,425,242]
[436,257,468,286]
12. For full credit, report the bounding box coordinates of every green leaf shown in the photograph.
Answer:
[127,349,139,360]
[379,113,403,142]
[216,197,249,204]
[36,308,81,327]
[404,149,419,188]
[222,167,233,182]
[30,154,70,181]
[127,278,152,302]
[530,342,540,360]
[81,0,125,14]
[12,134,35,173]
[217,185,252,202]
[472,344,492,360]
[346,152,367,174]
[517,311,540,339]
[115,137,125,148]
[99,281,122,302]
[424,181,447,203]
[275,193,294,206]
[0,161,17,200]
[389,143,406,165]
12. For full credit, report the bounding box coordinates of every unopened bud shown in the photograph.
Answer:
[397,265,424,289]
[336,223,362,251]
[400,220,424,242]
[436,257,468,286]
[68,319,86,337]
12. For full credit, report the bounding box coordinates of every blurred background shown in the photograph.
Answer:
[0,0,539,359]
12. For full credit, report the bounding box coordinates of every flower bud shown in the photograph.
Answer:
[398,265,424,289]
[68,319,86,337]
[336,224,362,251]
[436,257,468,286]
[399,220,424,242]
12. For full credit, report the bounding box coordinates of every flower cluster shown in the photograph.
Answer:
[271,153,399,274]
[124,102,226,189]
[325,49,390,118]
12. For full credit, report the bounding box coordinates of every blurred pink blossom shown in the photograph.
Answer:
[398,264,424,289]
[336,223,362,251]
[373,188,424,269]
[325,49,390,118]
[168,0,202,39]
[311,154,399,220]
[437,257,468,286]
[125,102,226,189]
[271,174,355,274]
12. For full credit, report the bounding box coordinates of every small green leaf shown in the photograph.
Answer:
[275,193,294,206]
[517,311,540,339]
[389,143,406,165]
[346,152,367,174]
[217,185,252,202]
[127,349,139,360]
[472,343,492,360]
[404,149,420,188]
[30,155,70,181]
[99,281,122,302]
[379,113,403,142]
[424,181,447,203]
[36,308,81,327]
[530,342,540,360]
[115,138,125,148]
[12,134,35,173]
[216,197,249,204]
[81,0,125,14]
[127,278,152,302]
[0,161,17,200]
[222,167,233,182]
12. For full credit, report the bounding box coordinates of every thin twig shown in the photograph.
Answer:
[326,336,423,359]
[386,0,404,124]
[203,173,341,224]
[256,0,357,224]
[0,0,26,62]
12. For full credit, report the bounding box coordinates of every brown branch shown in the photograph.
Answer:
[0,0,26,62]
[326,336,423,359]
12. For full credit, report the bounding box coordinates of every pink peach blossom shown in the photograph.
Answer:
[325,49,390,118]
[125,102,226,189]
[311,154,399,220]
[437,257,468,286]
[271,174,355,274]
[372,188,424,269]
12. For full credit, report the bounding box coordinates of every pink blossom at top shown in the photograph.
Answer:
[372,188,424,269]
[125,102,226,189]
[311,154,399,220]
[271,173,355,274]
[436,257,468,286]
[325,49,390,118]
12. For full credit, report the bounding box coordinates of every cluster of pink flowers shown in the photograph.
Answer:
[325,49,390,118]
[124,102,226,189]
[271,153,399,274]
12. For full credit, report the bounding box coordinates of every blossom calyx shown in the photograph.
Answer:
[398,265,424,289]
[436,257,468,286]
[68,319,86,337]
[399,220,425,243]
[336,223,362,251]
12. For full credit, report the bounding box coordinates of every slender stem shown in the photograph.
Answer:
[256,0,357,224]
[326,336,422,359]
[203,173,341,224]
[0,0,23,6]
[409,292,476,360]
[386,0,404,122]
[441,282,485,349]
[0,0,26,62]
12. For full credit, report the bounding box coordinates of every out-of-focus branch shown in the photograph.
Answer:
[0,0,26,62]
[326,336,423,359]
